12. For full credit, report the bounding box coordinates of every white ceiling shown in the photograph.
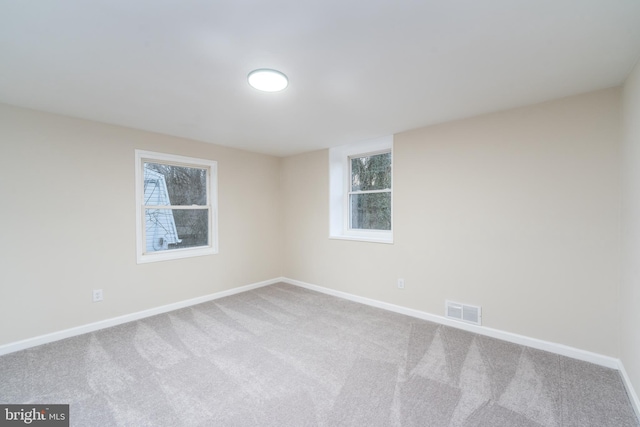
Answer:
[1,1,640,157]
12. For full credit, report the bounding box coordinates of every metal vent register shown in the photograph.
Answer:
[446,300,482,325]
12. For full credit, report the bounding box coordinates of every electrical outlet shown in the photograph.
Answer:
[92,289,103,303]
[397,278,405,289]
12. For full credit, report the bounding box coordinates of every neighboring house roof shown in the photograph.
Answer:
[143,167,181,251]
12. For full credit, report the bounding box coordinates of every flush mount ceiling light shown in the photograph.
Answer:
[247,69,288,92]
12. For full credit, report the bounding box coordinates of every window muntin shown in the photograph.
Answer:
[348,152,392,230]
[135,150,218,263]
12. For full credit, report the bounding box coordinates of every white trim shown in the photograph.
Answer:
[329,136,394,244]
[0,278,281,356]
[1,275,638,418]
[329,234,395,244]
[280,280,637,410]
[618,360,640,421]
[134,149,219,264]
[281,277,621,369]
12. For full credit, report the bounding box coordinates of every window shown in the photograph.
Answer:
[349,151,392,230]
[135,150,218,263]
[329,136,393,243]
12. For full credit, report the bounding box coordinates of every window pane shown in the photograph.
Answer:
[145,208,209,252]
[351,152,391,191]
[350,193,391,230]
[144,163,207,206]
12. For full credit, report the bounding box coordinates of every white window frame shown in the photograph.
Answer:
[135,150,219,264]
[329,136,393,244]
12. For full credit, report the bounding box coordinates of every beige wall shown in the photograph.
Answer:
[622,60,640,400]
[0,86,627,362]
[283,88,622,356]
[0,104,282,346]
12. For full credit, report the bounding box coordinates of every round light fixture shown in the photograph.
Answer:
[248,69,288,92]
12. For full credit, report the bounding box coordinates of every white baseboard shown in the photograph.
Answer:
[0,277,281,356]
[1,275,638,419]
[282,277,619,368]
[618,360,640,422]
[282,277,640,418]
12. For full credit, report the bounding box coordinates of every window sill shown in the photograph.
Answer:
[329,233,393,244]
[137,246,217,264]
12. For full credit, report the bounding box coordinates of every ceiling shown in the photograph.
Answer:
[1,1,640,157]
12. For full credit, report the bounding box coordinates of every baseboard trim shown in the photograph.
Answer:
[282,277,619,368]
[618,360,640,422]
[0,277,281,356]
[283,277,640,417]
[1,275,638,419]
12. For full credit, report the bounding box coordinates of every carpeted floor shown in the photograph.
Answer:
[0,283,638,426]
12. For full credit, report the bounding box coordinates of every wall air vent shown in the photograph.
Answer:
[445,300,482,325]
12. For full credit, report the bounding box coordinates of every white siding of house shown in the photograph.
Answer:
[143,167,180,252]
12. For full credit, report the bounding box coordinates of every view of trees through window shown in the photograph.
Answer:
[350,152,392,230]
[143,162,209,252]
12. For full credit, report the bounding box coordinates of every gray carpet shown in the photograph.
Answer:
[0,283,638,426]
